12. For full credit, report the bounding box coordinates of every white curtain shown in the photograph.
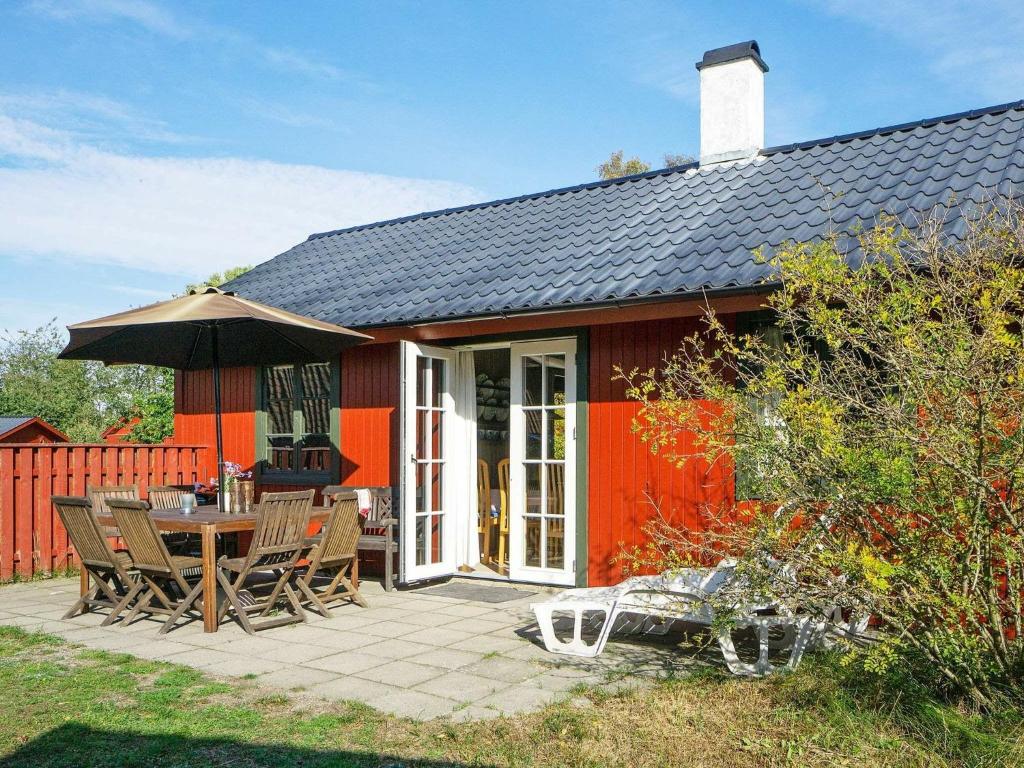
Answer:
[452,350,480,569]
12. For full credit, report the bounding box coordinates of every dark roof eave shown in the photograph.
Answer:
[347,282,781,332]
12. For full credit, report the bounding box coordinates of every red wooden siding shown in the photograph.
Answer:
[174,366,256,480]
[0,443,208,580]
[339,343,400,488]
[586,316,735,586]
[173,344,400,492]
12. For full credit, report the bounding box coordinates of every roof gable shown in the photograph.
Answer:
[0,416,69,442]
[224,100,1024,329]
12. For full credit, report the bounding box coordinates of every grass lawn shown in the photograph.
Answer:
[0,626,1020,768]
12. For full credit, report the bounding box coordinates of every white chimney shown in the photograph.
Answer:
[696,41,767,165]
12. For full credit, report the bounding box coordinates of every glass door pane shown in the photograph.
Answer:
[509,340,576,585]
[402,343,457,582]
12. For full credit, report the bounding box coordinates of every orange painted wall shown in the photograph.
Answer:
[173,343,400,493]
[174,366,256,482]
[339,343,400,488]
[586,317,735,585]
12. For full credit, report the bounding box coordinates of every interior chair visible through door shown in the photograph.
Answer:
[477,459,492,567]
[496,458,510,575]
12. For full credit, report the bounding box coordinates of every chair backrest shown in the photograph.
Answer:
[248,489,314,564]
[547,464,564,516]
[323,485,394,535]
[476,460,490,532]
[87,484,139,515]
[316,493,361,563]
[497,459,510,531]
[106,498,175,574]
[148,485,186,510]
[53,495,119,570]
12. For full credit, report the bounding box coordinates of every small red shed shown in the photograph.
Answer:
[101,416,141,444]
[0,416,69,444]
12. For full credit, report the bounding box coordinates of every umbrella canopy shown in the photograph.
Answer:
[59,287,372,510]
[59,287,371,369]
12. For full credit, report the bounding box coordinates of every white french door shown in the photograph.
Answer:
[400,342,458,582]
[509,339,577,586]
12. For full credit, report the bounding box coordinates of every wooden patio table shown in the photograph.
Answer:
[89,505,333,632]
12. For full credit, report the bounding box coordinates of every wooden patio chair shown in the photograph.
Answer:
[105,498,205,634]
[297,492,367,616]
[216,489,313,634]
[52,495,139,625]
[87,483,139,537]
[147,485,196,555]
[323,485,397,591]
[147,485,186,509]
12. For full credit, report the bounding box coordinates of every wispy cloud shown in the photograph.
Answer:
[0,111,483,278]
[28,0,190,38]
[0,88,197,147]
[630,29,700,104]
[807,0,1024,101]
[27,0,365,86]
[237,97,341,131]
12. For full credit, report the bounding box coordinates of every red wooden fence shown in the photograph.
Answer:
[0,443,210,580]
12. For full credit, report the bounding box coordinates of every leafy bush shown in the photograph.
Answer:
[619,200,1024,708]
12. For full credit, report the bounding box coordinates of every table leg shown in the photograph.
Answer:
[201,526,218,633]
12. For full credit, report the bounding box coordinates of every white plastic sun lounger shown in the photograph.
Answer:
[531,563,824,676]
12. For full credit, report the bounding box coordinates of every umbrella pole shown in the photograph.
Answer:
[211,325,226,513]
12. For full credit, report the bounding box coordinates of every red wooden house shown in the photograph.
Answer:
[0,416,69,444]
[174,42,1024,587]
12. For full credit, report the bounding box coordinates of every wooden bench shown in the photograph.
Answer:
[323,485,397,591]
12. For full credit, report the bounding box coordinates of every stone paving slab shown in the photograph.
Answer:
[0,576,695,721]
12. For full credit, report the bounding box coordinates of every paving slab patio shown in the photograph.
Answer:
[0,575,701,721]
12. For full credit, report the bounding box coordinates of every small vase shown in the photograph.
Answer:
[229,484,242,514]
[222,489,232,513]
[237,480,255,513]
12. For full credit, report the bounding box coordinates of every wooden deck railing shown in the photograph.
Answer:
[0,443,210,580]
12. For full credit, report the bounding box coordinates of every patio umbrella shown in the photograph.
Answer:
[59,287,371,510]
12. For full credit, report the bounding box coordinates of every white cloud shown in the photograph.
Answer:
[0,112,483,278]
[808,0,1024,101]
[28,0,367,86]
[28,0,190,38]
[0,88,197,146]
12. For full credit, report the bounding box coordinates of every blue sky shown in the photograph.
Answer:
[1,0,1023,332]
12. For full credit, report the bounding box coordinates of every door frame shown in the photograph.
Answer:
[399,341,459,583]
[508,338,578,586]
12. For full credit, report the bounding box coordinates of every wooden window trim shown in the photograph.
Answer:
[255,361,340,486]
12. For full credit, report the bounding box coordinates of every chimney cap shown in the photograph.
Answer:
[695,40,768,73]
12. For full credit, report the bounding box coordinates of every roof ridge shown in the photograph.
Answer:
[303,98,1024,243]
[762,98,1024,156]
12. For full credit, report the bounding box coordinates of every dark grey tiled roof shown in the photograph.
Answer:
[224,100,1024,329]
[0,416,32,435]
